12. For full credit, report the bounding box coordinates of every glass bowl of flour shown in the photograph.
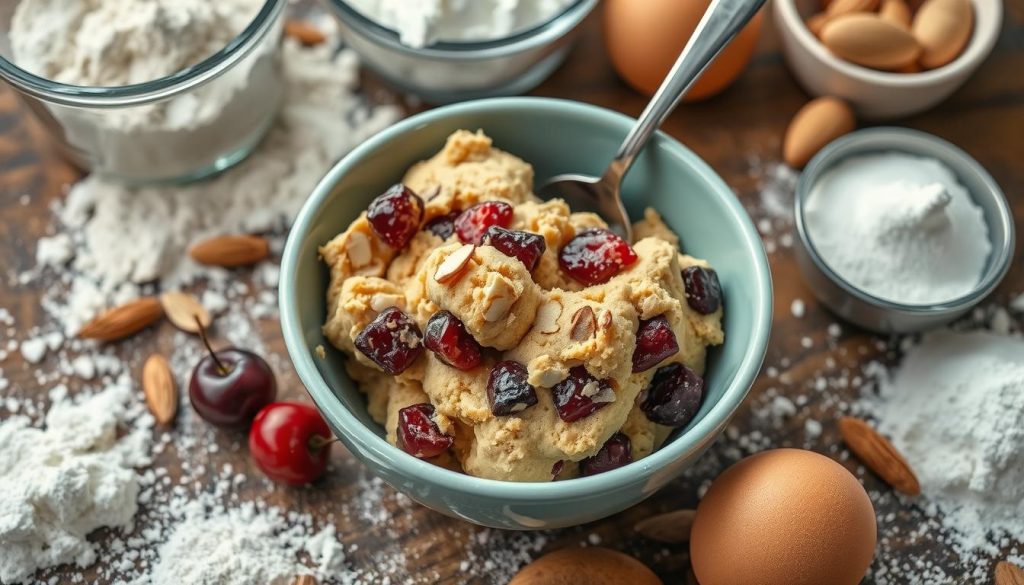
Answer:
[324,0,598,104]
[794,127,1015,333]
[0,0,286,184]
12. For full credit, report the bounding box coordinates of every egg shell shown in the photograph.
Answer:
[821,13,922,70]
[508,547,662,585]
[782,96,856,169]
[691,449,877,585]
[912,0,974,69]
[603,0,764,102]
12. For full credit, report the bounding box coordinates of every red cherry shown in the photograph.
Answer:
[482,226,547,271]
[551,366,615,422]
[454,201,513,245]
[249,402,333,485]
[423,310,482,370]
[366,184,424,249]
[354,307,424,375]
[558,228,638,285]
[632,315,679,373]
[396,403,453,458]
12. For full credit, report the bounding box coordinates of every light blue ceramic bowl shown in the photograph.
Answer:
[280,98,772,530]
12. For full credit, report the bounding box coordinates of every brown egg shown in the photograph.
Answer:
[509,547,662,585]
[603,0,764,102]
[690,449,876,585]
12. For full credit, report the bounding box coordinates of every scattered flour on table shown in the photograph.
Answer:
[0,379,153,584]
[866,330,1024,555]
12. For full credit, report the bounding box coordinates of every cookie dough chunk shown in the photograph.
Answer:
[320,214,395,316]
[424,243,543,350]
[403,130,534,217]
[323,276,406,362]
[632,207,680,248]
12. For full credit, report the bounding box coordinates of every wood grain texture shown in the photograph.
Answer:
[1,7,1022,584]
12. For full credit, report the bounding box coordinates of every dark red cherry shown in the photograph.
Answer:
[454,201,513,245]
[396,403,453,458]
[632,315,679,373]
[681,266,722,315]
[366,184,424,249]
[423,310,482,370]
[551,366,615,422]
[641,363,704,427]
[559,228,638,285]
[354,307,424,375]
[189,347,277,428]
[579,433,633,476]
[486,361,538,416]
[482,226,547,271]
[424,211,460,240]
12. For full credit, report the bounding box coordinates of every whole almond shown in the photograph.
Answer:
[783,97,856,169]
[189,235,269,267]
[912,0,973,69]
[160,292,211,334]
[996,561,1024,585]
[142,354,178,425]
[838,416,921,495]
[879,0,913,28]
[806,13,830,37]
[635,509,696,543]
[78,298,164,341]
[509,548,661,585]
[825,0,879,18]
[284,20,326,46]
[570,306,597,341]
[434,244,475,284]
[821,14,921,70]
[292,576,317,585]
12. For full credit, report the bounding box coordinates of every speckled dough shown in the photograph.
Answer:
[321,130,724,481]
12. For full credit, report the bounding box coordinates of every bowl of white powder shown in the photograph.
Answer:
[794,127,1014,333]
[324,0,598,104]
[0,0,286,184]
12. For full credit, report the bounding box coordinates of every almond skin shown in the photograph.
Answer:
[806,12,831,37]
[821,13,921,70]
[879,0,913,28]
[509,548,661,585]
[283,20,326,46]
[783,96,856,169]
[825,0,880,18]
[160,292,211,333]
[912,0,973,69]
[142,354,178,425]
[838,416,921,495]
[996,561,1024,585]
[189,234,269,267]
[635,509,696,543]
[78,297,164,341]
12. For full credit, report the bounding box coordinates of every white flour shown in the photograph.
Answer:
[345,0,576,47]
[871,330,1024,554]
[804,153,991,305]
[0,379,153,584]
[9,0,281,181]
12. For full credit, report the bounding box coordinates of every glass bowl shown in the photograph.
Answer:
[0,0,287,184]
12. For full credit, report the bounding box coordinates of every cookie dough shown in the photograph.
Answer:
[321,130,724,481]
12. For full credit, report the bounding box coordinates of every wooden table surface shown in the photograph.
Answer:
[3,5,1023,584]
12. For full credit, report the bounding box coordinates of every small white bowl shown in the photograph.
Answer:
[773,0,1002,120]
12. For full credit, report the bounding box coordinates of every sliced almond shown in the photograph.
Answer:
[838,416,921,495]
[370,293,405,313]
[434,244,475,284]
[284,20,326,46]
[598,310,613,331]
[421,185,442,201]
[189,235,269,267]
[483,277,517,322]
[142,354,177,425]
[78,297,164,341]
[996,561,1024,585]
[635,509,696,543]
[160,292,211,334]
[292,575,318,585]
[535,300,563,333]
[346,231,373,268]
[570,306,597,342]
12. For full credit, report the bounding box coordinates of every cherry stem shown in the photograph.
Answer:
[195,315,229,376]
[308,435,338,452]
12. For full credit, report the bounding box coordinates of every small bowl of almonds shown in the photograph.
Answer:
[772,0,1002,119]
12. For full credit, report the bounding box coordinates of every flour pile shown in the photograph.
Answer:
[870,330,1024,554]
[0,379,153,583]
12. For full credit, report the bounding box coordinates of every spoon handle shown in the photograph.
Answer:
[603,0,767,183]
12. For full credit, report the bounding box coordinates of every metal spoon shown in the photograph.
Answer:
[538,0,767,242]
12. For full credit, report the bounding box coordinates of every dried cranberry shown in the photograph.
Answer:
[641,363,704,427]
[424,211,460,240]
[354,307,424,375]
[366,184,424,249]
[486,361,538,416]
[454,201,513,245]
[551,366,615,422]
[681,266,722,315]
[424,310,482,370]
[482,226,546,271]
[632,315,680,373]
[558,228,638,286]
[396,403,453,459]
[579,433,633,476]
